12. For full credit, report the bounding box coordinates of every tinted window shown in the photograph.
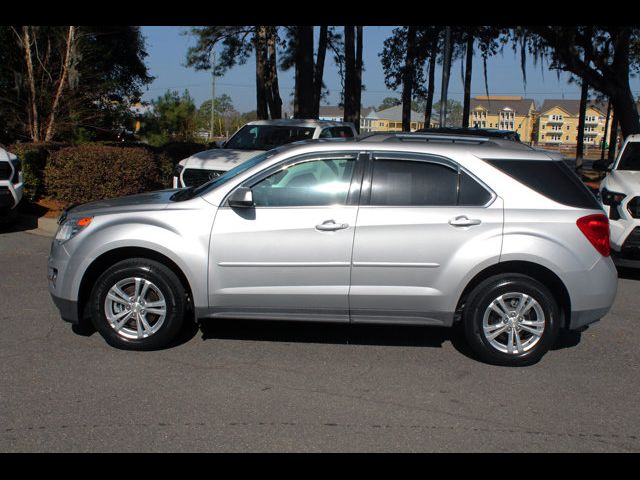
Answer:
[252,158,355,207]
[459,170,492,206]
[319,127,354,138]
[225,125,315,150]
[618,142,640,171]
[485,158,601,209]
[370,160,458,206]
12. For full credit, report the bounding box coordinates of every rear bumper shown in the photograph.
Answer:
[568,307,609,330]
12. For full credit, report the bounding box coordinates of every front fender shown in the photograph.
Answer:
[61,209,213,309]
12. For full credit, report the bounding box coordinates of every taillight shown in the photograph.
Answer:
[576,214,610,257]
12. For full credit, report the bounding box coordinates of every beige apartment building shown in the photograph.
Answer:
[366,105,429,132]
[468,96,537,142]
[537,99,611,147]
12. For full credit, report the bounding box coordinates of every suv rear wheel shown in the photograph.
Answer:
[462,274,560,366]
[89,258,185,350]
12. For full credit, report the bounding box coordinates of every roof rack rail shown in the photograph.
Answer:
[390,133,491,143]
[357,132,493,144]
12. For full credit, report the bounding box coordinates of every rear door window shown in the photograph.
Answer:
[485,158,601,209]
[366,154,493,207]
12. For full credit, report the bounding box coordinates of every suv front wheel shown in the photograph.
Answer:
[462,274,560,366]
[89,258,186,350]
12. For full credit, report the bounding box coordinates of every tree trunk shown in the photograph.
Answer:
[575,79,588,168]
[44,26,76,142]
[293,26,315,119]
[22,26,40,141]
[440,27,452,127]
[254,26,269,120]
[462,34,474,128]
[424,44,437,128]
[608,109,619,162]
[601,99,611,162]
[312,26,328,118]
[265,27,282,119]
[343,26,358,127]
[354,26,363,134]
[402,26,417,132]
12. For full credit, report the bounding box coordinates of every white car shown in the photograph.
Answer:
[0,147,23,217]
[599,134,640,266]
[173,119,357,188]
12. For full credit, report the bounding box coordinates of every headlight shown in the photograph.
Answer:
[55,216,93,243]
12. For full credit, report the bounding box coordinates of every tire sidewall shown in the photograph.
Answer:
[90,259,185,351]
[464,275,560,366]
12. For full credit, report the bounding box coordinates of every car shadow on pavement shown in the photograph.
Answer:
[0,212,38,233]
[616,266,640,281]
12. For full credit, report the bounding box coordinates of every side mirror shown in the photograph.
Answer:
[228,187,254,208]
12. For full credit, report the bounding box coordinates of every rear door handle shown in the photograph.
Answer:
[448,215,482,227]
[316,220,349,231]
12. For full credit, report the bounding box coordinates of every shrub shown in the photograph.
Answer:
[8,142,69,200]
[44,144,163,204]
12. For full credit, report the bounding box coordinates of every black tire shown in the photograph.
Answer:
[462,274,560,366]
[89,258,186,350]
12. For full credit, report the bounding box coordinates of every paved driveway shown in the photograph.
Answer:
[1,228,639,452]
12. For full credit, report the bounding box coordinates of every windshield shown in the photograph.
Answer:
[188,151,275,197]
[225,124,315,150]
[617,142,640,171]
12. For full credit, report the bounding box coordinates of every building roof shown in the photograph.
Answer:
[470,96,535,115]
[318,105,373,119]
[539,99,608,116]
[368,105,424,123]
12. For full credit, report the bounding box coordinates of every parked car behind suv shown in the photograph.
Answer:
[174,119,357,188]
[0,146,23,219]
[49,132,617,366]
[599,134,640,266]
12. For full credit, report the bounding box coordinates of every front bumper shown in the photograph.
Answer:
[0,181,23,209]
[50,293,80,324]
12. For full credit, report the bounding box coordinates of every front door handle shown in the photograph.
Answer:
[448,215,482,227]
[316,220,349,231]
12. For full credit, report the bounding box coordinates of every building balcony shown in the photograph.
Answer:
[585,118,599,126]
[544,137,563,144]
[546,117,564,124]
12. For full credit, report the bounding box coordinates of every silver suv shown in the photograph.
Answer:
[48,133,618,366]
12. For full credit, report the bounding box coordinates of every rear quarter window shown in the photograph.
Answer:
[484,158,601,209]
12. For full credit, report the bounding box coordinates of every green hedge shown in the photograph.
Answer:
[8,142,68,200]
[44,145,163,204]
[5,140,205,203]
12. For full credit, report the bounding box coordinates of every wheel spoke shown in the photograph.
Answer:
[106,292,128,305]
[144,307,166,316]
[108,285,130,304]
[112,311,132,331]
[139,279,150,302]
[135,313,144,339]
[520,324,543,336]
[134,278,143,300]
[507,329,515,354]
[484,323,509,340]
[144,300,165,308]
[514,330,524,354]
[140,314,153,335]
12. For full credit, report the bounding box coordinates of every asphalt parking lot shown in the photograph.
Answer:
[1,225,639,452]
